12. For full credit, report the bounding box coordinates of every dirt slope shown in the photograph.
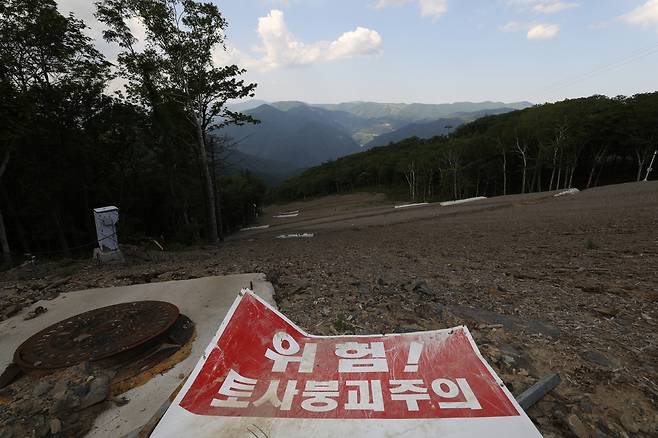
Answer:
[1,181,657,437]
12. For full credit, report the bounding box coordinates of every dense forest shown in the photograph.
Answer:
[276,94,658,202]
[0,0,264,263]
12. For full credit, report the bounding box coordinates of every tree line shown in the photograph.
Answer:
[275,94,658,202]
[0,0,263,264]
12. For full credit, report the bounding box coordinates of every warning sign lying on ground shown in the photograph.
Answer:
[152,291,541,437]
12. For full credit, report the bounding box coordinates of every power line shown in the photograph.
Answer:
[535,42,658,100]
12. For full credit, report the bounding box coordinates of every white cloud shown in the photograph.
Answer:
[527,23,560,39]
[620,0,658,28]
[212,46,248,68]
[533,1,579,14]
[374,0,447,20]
[328,27,383,60]
[256,9,323,69]
[506,0,578,14]
[500,21,560,39]
[222,10,382,71]
[419,0,448,19]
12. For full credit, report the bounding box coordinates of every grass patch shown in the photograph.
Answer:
[333,313,355,333]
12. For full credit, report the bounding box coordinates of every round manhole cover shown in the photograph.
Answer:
[14,301,180,369]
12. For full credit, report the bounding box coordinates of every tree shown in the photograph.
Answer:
[0,76,18,263]
[96,0,257,244]
[0,0,111,258]
[403,161,417,200]
[514,132,529,194]
[547,118,568,191]
[440,141,464,200]
[627,94,658,181]
[0,149,10,263]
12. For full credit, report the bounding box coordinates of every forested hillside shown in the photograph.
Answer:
[276,94,658,202]
[0,0,264,262]
[364,118,462,148]
[221,104,361,168]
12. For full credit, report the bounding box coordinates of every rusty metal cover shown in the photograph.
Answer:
[14,301,180,370]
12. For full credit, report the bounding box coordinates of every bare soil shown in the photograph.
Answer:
[1,181,657,437]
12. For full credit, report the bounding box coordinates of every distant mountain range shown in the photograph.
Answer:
[220,100,533,184]
[313,101,532,121]
[365,107,520,148]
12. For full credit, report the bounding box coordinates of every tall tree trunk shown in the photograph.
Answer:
[549,166,556,191]
[645,150,657,181]
[595,161,605,187]
[586,163,596,189]
[515,137,527,194]
[0,207,10,264]
[501,145,507,196]
[209,137,224,241]
[0,149,11,263]
[635,149,645,182]
[404,162,416,201]
[548,145,558,191]
[475,167,481,197]
[193,117,219,245]
[51,210,70,257]
[2,189,29,253]
[559,166,565,189]
[530,164,538,194]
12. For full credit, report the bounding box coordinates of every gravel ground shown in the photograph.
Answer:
[1,181,657,437]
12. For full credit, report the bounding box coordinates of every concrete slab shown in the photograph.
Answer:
[0,273,275,438]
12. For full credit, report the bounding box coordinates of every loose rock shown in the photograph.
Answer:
[566,413,592,438]
[580,351,619,370]
[49,418,61,435]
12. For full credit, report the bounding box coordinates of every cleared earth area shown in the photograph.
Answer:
[1,181,657,437]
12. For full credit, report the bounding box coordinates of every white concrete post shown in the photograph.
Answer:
[92,206,123,263]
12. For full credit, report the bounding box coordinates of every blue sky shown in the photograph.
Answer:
[58,0,658,104]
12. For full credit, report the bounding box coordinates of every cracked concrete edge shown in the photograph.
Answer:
[251,273,277,310]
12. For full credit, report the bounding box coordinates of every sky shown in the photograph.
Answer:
[56,0,658,105]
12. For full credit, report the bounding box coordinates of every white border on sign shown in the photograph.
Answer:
[153,291,540,438]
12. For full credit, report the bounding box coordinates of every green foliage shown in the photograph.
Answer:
[218,171,267,233]
[96,0,258,245]
[0,0,263,261]
[275,94,658,203]
[332,313,355,334]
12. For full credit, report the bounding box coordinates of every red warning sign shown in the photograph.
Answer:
[153,291,541,437]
